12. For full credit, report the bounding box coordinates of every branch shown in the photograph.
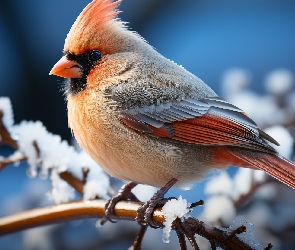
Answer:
[59,171,84,195]
[0,199,145,236]
[0,114,95,197]
[185,218,253,250]
[0,151,26,171]
[0,110,18,149]
[0,199,259,249]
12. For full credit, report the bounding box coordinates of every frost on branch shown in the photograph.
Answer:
[81,151,110,201]
[48,169,76,204]
[161,196,189,243]
[0,97,14,132]
[0,97,110,204]
[225,216,263,250]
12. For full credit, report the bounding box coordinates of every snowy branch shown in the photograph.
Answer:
[0,199,263,250]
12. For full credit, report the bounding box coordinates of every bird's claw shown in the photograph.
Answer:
[136,178,178,228]
[100,181,138,226]
[100,198,120,225]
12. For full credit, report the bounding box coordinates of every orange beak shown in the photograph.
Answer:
[49,56,82,78]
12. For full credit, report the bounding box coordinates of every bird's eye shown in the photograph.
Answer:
[89,50,102,61]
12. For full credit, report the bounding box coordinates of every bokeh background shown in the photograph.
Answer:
[1,0,295,249]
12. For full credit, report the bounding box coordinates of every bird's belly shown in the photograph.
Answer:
[77,122,220,188]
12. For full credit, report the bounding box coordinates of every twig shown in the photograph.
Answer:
[228,225,246,237]
[173,217,200,250]
[59,171,84,195]
[0,152,26,171]
[186,217,253,250]
[189,200,204,209]
[82,167,90,184]
[174,223,187,250]
[264,243,273,250]
[0,110,18,149]
[132,225,148,250]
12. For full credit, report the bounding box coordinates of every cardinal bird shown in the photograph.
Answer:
[50,0,295,193]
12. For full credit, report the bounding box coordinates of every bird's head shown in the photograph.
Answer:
[50,0,147,96]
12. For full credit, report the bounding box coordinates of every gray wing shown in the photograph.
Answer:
[120,96,279,152]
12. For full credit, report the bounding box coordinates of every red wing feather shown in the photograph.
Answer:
[229,149,295,189]
[151,114,258,146]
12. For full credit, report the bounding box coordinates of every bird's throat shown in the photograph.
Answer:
[65,78,87,96]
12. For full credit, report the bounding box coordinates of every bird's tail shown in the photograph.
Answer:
[229,149,295,189]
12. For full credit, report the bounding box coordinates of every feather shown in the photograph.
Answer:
[64,0,123,54]
[76,0,121,28]
[121,96,277,155]
[229,148,295,189]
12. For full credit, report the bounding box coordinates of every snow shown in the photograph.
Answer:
[0,97,14,131]
[5,150,25,166]
[47,170,75,204]
[253,170,266,184]
[0,100,111,205]
[162,196,189,243]
[78,151,110,201]
[11,120,80,178]
[68,153,110,201]
[225,215,263,250]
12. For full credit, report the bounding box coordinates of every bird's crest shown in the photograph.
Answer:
[78,0,122,27]
[65,0,122,53]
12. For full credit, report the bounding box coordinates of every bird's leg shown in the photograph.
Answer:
[100,181,138,225]
[136,178,178,228]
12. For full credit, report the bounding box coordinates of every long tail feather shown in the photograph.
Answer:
[229,149,295,189]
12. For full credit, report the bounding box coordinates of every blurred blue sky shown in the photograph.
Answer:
[1,0,295,249]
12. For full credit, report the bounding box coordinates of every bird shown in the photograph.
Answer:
[50,0,295,205]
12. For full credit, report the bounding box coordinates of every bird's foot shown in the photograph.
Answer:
[100,181,138,225]
[136,178,178,228]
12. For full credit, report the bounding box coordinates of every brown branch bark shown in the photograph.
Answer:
[0,153,26,171]
[59,171,84,195]
[186,218,253,250]
[132,225,148,250]
[0,199,259,250]
[0,110,18,149]
[0,199,145,236]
